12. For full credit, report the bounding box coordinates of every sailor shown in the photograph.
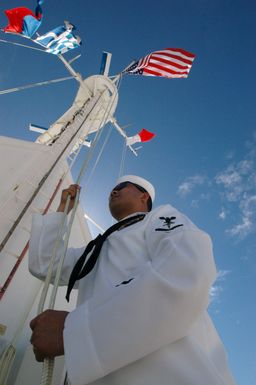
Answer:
[29,175,236,385]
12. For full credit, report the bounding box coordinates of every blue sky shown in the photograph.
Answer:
[0,0,255,383]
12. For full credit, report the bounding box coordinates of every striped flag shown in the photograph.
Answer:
[33,21,81,55]
[34,25,67,47]
[123,48,195,78]
[45,30,81,55]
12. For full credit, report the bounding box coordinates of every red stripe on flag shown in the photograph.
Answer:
[150,55,191,70]
[147,62,190,75]
[143,68,188,78]
[151,52,194,66]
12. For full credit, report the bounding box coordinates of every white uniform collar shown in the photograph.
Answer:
[118,211,149,222]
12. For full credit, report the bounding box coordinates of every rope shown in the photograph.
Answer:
[77,74,123,190]
[0,38,46,53]
[0,282,43,385]
[84,125,113,189]
[39,77,121,385]
[84,71,122,188]
[40,111,111,314]
[118,136,128,178]
[0,76,73,96]
[0,345,15,385]
[38,128,104,385]
[37,86,115,315]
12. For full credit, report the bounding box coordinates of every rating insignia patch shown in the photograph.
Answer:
[155,216,183,232]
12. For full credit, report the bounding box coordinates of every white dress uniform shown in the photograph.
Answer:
[29,204,236,385]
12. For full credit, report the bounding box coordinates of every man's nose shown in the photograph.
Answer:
[110,190,118,197]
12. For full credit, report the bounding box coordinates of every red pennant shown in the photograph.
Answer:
[138,129,156,142]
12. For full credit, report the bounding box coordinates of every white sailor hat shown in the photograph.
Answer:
[116,175,155,202]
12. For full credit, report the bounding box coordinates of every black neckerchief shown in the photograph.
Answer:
[66,213,145,301]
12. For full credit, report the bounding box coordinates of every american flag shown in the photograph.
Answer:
[123,48,195,78]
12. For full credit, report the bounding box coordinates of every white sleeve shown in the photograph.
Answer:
[63,214,217,385]
[29,212,85,285]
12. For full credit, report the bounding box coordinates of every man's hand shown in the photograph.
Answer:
[57,184,80,214]
[30,309,69,362]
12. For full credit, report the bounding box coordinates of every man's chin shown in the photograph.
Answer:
[109,202,124,220]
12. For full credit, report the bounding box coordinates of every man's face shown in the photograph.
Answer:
[109,182,149,220]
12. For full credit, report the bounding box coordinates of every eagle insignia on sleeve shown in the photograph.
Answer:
[155,216,183,232]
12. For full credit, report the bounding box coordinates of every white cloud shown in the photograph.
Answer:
[215,159,254,202]
[200,192,211,201]
[215,135,256,238]
[227,195,256,238]
[178,175,205,197]
[210,285,223,300]
[176,133,256,240]
[219,159,255,236]
[217,270,231,280]
[210,270,231,303]
[219,208,226,220]
[238,160,253,174]
[228,217,252,238]
[215,167,241,189]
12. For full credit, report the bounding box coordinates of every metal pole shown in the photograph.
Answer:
[110,118,138,156]
[57,54,93,97]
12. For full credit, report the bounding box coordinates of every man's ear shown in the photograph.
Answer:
[141,192,150,205]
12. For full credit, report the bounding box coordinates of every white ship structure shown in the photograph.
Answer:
[0,52,130,385]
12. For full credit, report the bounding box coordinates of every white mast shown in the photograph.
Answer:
[0,56,119,385]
